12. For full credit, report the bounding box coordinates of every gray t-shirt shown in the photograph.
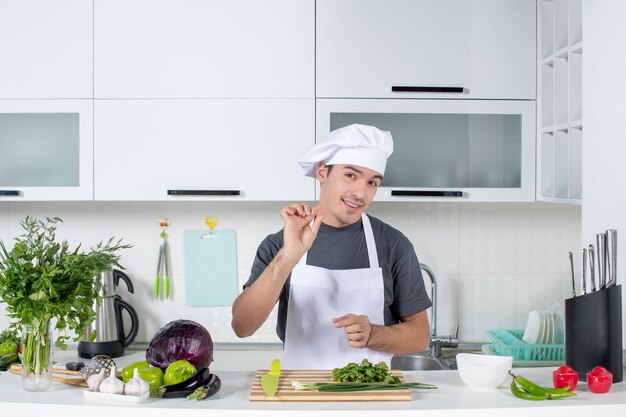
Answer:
[244,214,432,341]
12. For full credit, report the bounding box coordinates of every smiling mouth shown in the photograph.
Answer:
[342,198,363,210]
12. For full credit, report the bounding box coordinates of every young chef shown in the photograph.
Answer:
[231,124,432,369]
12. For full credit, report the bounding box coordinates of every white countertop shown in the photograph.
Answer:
[1,350,626,417]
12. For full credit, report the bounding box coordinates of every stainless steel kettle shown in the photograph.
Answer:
[78,269,139,358]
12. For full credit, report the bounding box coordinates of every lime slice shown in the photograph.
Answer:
[261,373,279,396]
[269,358,282,376]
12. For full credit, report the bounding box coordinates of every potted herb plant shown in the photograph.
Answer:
[0,216,130,391]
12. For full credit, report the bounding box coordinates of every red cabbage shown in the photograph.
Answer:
[145,319,213,370]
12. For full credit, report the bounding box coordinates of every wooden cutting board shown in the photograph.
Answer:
[249,370,411,402]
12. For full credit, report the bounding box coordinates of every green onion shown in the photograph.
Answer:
[291,380,437,392]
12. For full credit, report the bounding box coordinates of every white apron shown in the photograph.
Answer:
[282,213,393,370]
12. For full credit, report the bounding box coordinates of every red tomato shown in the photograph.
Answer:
[587,366,613,393]
[553,365,578,391]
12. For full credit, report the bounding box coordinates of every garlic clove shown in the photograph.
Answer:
[87,367,107,392]
[98,366,125,395]
[124,368,150,397]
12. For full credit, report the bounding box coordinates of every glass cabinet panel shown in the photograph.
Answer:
[330,113,522,189]
[0,113,79,186]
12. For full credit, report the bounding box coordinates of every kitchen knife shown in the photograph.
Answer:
[568,251,576,298]
[581,248,587,295]
[596,233,607,289]
[606,229,617,287]
[589,244,597,292]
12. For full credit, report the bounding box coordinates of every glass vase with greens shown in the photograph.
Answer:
[0,216,131,391]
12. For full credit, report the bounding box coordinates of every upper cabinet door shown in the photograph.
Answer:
[0,100,94,201]
[94,0,314,99]
[94,99,314,201]
[316,0,536,99]
[0,0,93,99]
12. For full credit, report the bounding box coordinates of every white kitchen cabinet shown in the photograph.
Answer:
[0,0,92,99]
[94,99,314,201]
[0,100,94,201]
[316,0,536,100]
[94,0,314,99]
[317,99,536,202]
[537,0,582,204]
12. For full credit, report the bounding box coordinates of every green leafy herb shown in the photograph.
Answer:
[292,381,437,392]
[331,359,400,383]
[0,328,20,346]
[0,216,131,349]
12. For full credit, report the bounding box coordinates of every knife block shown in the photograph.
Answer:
[565,285,622,382]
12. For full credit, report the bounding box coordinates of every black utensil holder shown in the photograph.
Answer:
[565,285,622,382]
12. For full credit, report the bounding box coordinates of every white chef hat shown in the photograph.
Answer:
[298,124,393,178]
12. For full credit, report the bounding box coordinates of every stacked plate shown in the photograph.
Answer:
[522,310,556,345]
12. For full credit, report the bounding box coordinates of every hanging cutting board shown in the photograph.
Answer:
[249,370,411,402]
[184,229,238,307]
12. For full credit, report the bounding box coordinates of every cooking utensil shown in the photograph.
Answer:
[581,248,587,295]
[606,229,617,288]
[78,270,139,358]
[183,227,238,307]
[80,355,116,380]
[568,251,576,298]
[589,244,597,292]
[596,233,607,289]
[155,218,171,300]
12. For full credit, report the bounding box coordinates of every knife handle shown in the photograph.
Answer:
[568,251,576,298]
[589,244,597,292]
[582,248,587,295]
[596,233,607,289]
[606,229,617,287]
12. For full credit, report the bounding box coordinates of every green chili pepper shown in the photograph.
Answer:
[510,380,548,401]
[509,371,576,401]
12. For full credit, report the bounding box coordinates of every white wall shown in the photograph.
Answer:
[0,201,580,345]
[582,1,626,340]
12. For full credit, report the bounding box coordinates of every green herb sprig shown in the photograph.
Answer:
[292,381,437,392]
[0,216,131,349]
[331,359,400,383]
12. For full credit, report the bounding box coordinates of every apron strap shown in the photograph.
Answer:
[296,213,379,268]
[360,213,379,268]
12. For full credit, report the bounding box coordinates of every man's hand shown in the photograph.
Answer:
[280,204,323,262]
[332,314,372,349]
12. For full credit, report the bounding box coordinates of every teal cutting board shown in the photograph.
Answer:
[184,229,238,307]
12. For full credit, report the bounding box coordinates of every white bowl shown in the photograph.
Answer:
[456,353,513,389]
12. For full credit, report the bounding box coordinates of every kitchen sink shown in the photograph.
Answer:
[390,353,451,371]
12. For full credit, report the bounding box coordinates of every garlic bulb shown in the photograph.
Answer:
[98,366,125,395]
[124,368,150,396]
[87,367,107,392]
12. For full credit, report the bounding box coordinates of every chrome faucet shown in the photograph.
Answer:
[420,263,459,357]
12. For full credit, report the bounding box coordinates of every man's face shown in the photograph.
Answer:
[316,163,382,227]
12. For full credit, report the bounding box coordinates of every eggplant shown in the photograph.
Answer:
[186,374,221,400]
[151,366,212,398]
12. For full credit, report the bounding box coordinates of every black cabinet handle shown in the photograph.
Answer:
[391,86,464,93]
[167,189,241,196]
[391,190,464,197]
[0,190,22,197]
